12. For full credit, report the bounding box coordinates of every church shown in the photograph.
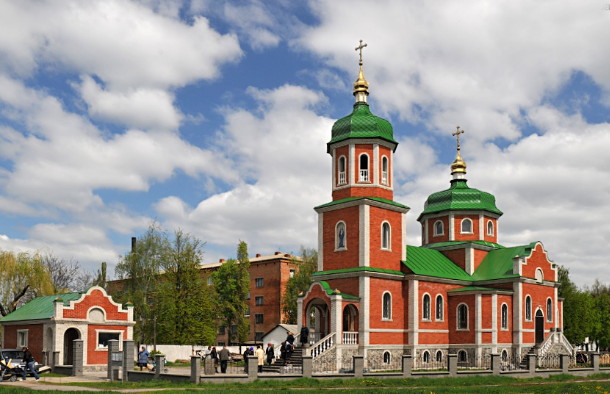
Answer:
[297,43,572,371]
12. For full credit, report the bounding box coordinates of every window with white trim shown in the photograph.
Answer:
[457,304,468,330]
[422,294,431,321]
[458,350,468,362]
[338,156,347,185]
[381,156,389,185]
[535,268,544,282]
[422,350,430,363]
[435,295,444,321]
[546,298,552,322]
[359,154,369,182]
[383,351,391,364]
[461,218,473,234]
[381,222,391,250]
[501,303,508,330]
[17,330,28,348]
[382,292,392,320]
[97,331,121,349]
[436,350,443,362]
[525,296,532,321]
[487,220,494,236]
[502,350,508,362]
[336,221,347,250]
[433,220,444,236]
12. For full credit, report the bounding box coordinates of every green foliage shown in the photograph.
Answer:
[0,250,54,316]
[282,248,318,324]
[154,230,216,345]
[92,262,107,288]
[212,240,250,344]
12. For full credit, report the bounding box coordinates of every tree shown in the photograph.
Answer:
[113,223,167,344]
[282,248,318,324]
[92,262,108,288]
[212,241,250,344]
[41,254,92,293]
[154,230,216,345]
[0,250,54,316]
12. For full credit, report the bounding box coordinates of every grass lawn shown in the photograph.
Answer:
[1,373,609,393]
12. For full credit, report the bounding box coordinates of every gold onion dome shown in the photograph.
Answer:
[353,40,369,103]
[450,126,467,176]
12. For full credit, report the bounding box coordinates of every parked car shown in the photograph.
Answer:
[0,349,47,380]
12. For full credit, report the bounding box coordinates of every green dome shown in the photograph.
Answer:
[328,102,397,152]
[417,179,502,221]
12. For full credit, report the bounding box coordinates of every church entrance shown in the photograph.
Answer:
[342,304,359,344]
[63,328,80,365]
[306,299,329,343]
[535,310,544,344]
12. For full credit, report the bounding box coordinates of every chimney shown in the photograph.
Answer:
[275,251,281,255]
[256,253,261,258]
[131,237,136,253]
[219,259,225,263]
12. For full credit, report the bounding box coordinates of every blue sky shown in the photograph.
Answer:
[0,0,609,287]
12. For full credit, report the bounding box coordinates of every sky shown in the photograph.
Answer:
[0,0,609,287]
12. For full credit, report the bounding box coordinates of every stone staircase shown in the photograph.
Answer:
[261,345,303,373]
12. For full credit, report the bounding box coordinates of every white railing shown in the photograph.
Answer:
[359,169,368,182]
[559,332,574,356]
[310,332,336,358]
[538,330,575,358]
[338,172,346,185]
[342,331,358,345]
[381,171,388,185]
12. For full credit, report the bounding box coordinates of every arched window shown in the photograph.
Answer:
[338,156,346,185]
[336,222,346,250]
[359,154,369,182]
[535,268,544,282]
[435,295,444,320]
[381,222,391,250]
[501,350,508,362]
[487,220,494,236]
[434,220,444,236]
[457,304,468,330]
[458,350,468,363]
[525,296,532,321]
[422,351,430,363]
[435,350,443,362]
[382,292,392,320]
[461,218,473,234]
[501,303,508,329]
[422,294,431,320]
[383,351,391,364]
[381,156,389,185]
[546,298,552,322]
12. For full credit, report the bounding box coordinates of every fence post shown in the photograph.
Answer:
[52,351,60,372]
[401,355,412,377]
[107,340,119,380]
[353,355,364,378]
[247,355,258,381]
[191,356,201,383]
[448,353,457,377]
[528,353,537,375]
[72,339,84,377]
[560,354,570,373]
[490,353,500,375]
[592,353,600,372]
[154,354,165,379]
[122,340,134,382]
[302,355,312,378]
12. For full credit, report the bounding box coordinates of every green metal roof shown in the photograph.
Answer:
[319,281,360,300]
[328,102,397,151]
[417,179,502,220]
[448,286,513,293]
[425,240,505,250]
[315,197,409,210]
[0,293,82,322]
[472,242,539,281]
[403,245,472,281]
[313,266,404,277]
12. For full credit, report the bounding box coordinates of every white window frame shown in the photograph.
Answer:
[435,350,443,362]
[383,351,391,364]
[335,221,347,251]
[381,156,389,185]
[501,303,508,330]
[487,220,494,236]
[382,291,392,321]
[422,293,431,321]
[95,329,123,350]
[422,350,430,363]
[435,295,444,321]
[381,221,391,250]
[535,268,544,282]
[433,220,444,236]
[546,298,553,322]
[457,303,469,330]
[338,156,347,186]
[458,349,468,362]
[359,153,370,183]
[525,295,532,321]
[17,329,28,348]
[461,218,473,234]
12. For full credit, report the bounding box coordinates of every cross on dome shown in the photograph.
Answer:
[353,40,369,103]
[355,39,367,66]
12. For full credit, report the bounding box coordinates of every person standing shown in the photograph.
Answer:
[137,346,150,371]
[210,346,218,373]
[21,347,39,381]
[255,345,265,372]
[218,345,230,373]
[265,343,275,365]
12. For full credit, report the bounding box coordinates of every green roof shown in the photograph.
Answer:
[403,245,472,281]
[313,266,404,277]
[328,102,397,150]
[418,179,502,220]
[318,281,360,300]
[0,293,82,322]
[472,242,538,281]
[315,197,409,210]
[448,286,513,293]
[425,240,505,250]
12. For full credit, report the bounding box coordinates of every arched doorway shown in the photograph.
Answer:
[63,328,81,365]
[535,309,544,344]
[306,299,329,343]
[342,304,359,344]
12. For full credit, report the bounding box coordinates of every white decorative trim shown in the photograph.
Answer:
[331,147,336,188]
[381,291,392,321]
[401,212,407,260]
[421,293,432,321]
[456,303,469,331]
[409,280,418,345]
[361,276,370,346]
[465,247,474,275]
[349,144,355,186]
[479,213,484,240]
[381,221,391,251]
[360,205,370,267]
[373,144,379,185]
[475,295,481,345]
[449,213,455,240]
[318,212,324,271]
[423,218,428,245]
[513,282,523,344]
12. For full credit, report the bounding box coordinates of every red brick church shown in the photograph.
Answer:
[298,45,572,370]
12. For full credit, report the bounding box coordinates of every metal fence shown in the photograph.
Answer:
[500,353,527,371]
[457,354,491,370]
